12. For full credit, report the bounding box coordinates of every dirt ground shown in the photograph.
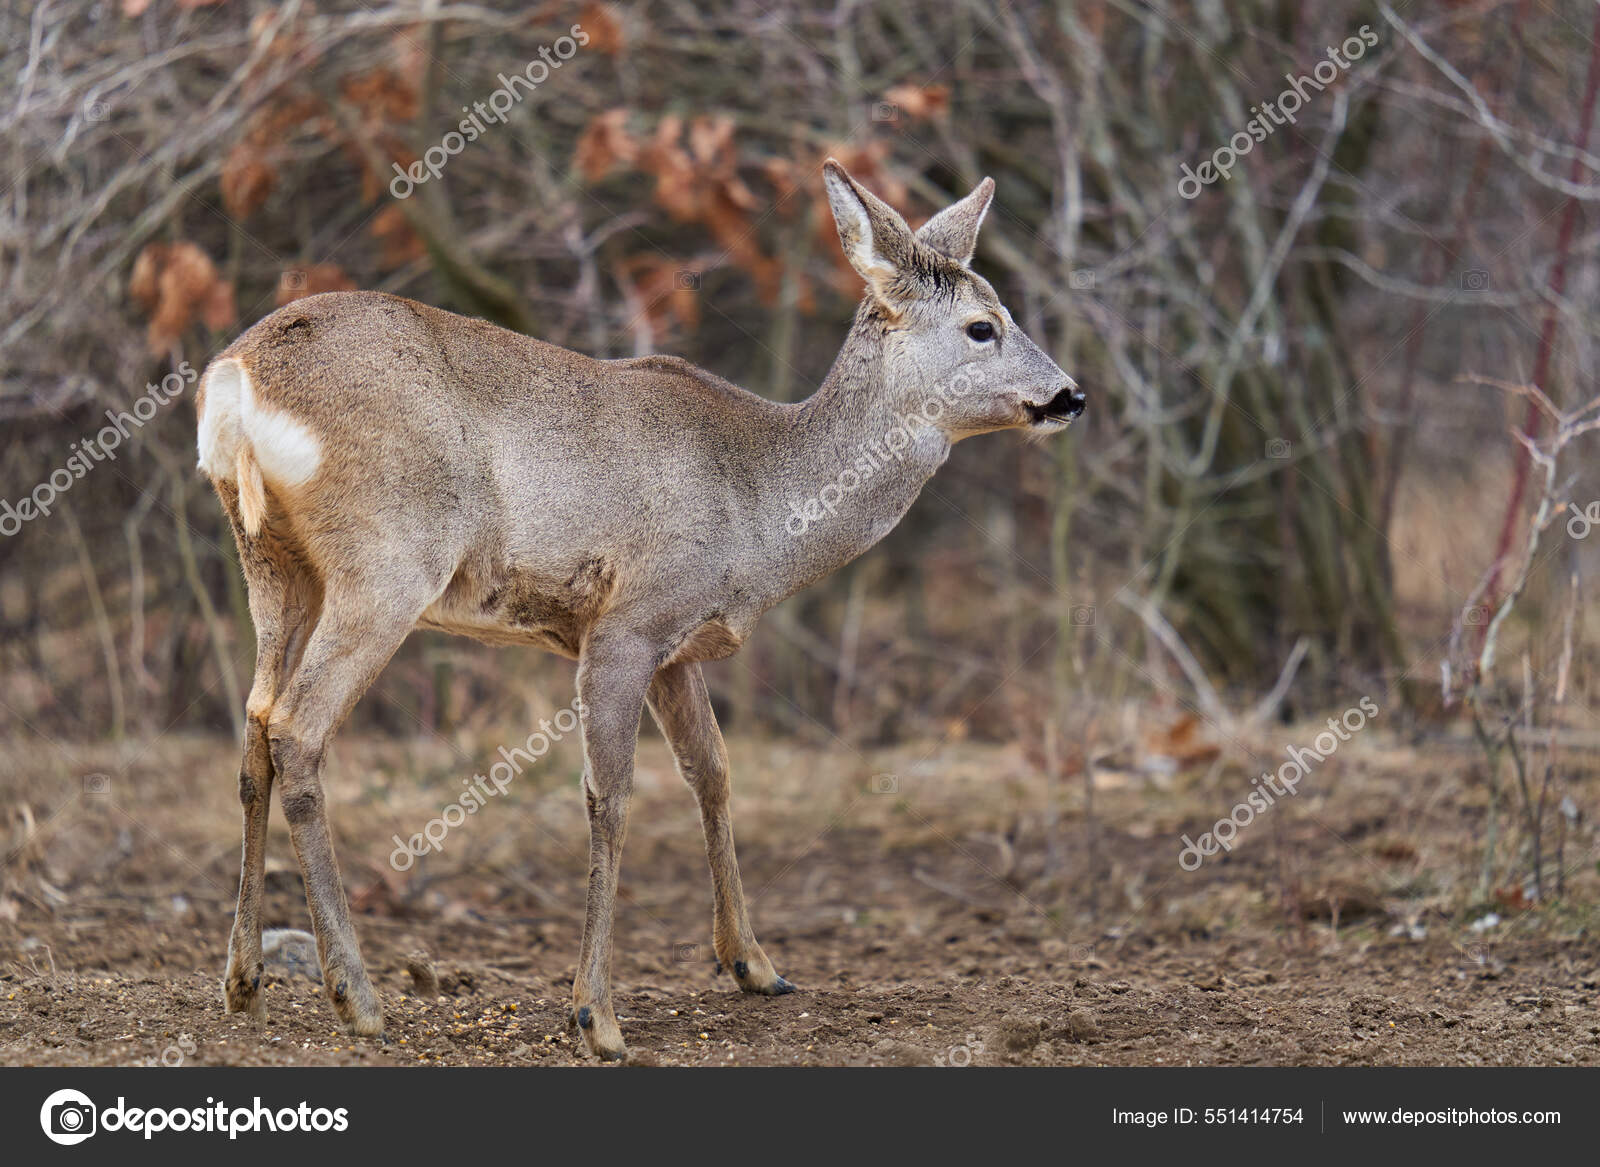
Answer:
[2,720,1598,1067]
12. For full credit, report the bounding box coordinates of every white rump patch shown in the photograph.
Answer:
[195,357,322,487]
[196,358,245,479]
[242,389,322,486]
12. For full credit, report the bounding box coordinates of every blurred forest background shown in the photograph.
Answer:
[5,0,1600,896]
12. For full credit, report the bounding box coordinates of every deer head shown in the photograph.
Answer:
[821,158,1085,439]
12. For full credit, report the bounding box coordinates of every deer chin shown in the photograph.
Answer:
[1024,384,1086,429]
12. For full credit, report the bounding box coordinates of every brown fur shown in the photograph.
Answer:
[201,161,1083,1059]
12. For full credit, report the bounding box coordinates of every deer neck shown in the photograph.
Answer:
[752,309,951,604]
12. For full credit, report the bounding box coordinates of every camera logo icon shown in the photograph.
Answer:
[40,1088,97,1145]
[1567,500,1600,540]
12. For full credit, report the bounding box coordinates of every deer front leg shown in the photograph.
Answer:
[648,662,794,996]
[571,634,655,1061]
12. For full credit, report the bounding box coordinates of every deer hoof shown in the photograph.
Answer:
[583,1023,628,1062]
[222,962,268,1022]
[325,969,384,1037]
[731,957,797,996]
[574,1001,627,1061]
[342,1010,386,1038]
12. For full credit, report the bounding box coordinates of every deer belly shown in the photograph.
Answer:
[420,560,619,658]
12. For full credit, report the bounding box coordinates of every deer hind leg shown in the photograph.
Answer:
[223,525,322,1023]
[570,631,656,1061]
[266,581,424,1038]
[648,662,794,997]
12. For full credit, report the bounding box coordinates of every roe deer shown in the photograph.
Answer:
[197,160,1083,1060]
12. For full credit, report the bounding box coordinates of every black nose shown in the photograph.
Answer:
[1027,385,1087,425]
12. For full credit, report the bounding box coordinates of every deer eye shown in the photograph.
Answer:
[966,320,996,342]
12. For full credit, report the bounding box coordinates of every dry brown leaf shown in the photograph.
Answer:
[256,95,327,140]
[128,246,164,313]
[589,113,785,308]
[703,185,776,302]
[129,242,236,355]
[199,279,236,331]
[1141,713,1222,767]
[1493,884,1533,912]
[579,2,625,55]
[638,118,700,221]
[574,108,637,182]
[883,83,951,121]
[620,255,700,335]
[218,97,328,218]
[221,141,275,219]
[247,2,320,76]
[371,205,426,270]
[763,157,802,208]
[688,115,737,169]
[341,67,418,127]
[276,263,356,306]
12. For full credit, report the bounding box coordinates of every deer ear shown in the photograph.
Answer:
[915,177,994,266]
[822,159,915,302]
